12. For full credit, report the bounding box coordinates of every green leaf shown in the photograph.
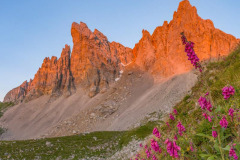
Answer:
[207,155,217,160]
[196,133,214,141]
[222,145,230,151]
[235,144,240,151]
[213,143,220,152]
[235,144,240,157]
[220,128,225,134]
[214,105,222,113]
[199,154,212,158]
[199,154,217,160]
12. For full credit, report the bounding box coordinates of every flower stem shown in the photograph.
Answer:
[217,131,225,160]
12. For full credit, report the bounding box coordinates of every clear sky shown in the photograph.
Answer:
[0,0,239,102]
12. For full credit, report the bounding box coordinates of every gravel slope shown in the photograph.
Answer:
[0,65,197,140]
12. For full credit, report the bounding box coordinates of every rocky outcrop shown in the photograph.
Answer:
[4,45,76,103]
[70,22,133,97]
[4,24,133,102]
[3,81,31,103]
[133,0,239,76]
[26,44,75,101]
[4,0,239,103]
[110,41,133,65]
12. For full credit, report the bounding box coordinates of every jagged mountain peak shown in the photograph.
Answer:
[71,21,92,38]
[93,29,108,41]
[4,21,133,102]
[4,0,239,103]
[133,0,238,76]
[60,44,71,57]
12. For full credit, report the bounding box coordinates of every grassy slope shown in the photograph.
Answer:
[0,102,14,118]
[0,120,159,159]
[0,102,14,135]
[149,45,240,159]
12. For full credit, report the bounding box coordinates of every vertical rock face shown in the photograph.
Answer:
[3,81,30,103]
[70,22,133,97]
[4,23,133,102]
[56,45,75,95]
[4,45,75,103]
[28,44,75,100]
[110,41,133,65]
[133,0,239,76]
[4,0,239,103]
[134,30,156,70]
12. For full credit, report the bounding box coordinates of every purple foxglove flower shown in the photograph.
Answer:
[212,130,218,138]
[152,127,161,139]
[198,96,207,110]
[174,134,178,140]
[229,108,234,121]
[177,121,186,136]
[220,116,228,128]
[170,114,175,121]
[222,86,235,100]
[229,145,238,160]
[173,109,178,115]
[202,113,208,119]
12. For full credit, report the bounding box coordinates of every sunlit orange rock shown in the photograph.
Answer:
[4,45,75,102]
[4,23,133,102]
[4,0,239,103]
[133,0,239,76]
[70,22,133,97]
[3,81,29,103]
[29,44,75,97]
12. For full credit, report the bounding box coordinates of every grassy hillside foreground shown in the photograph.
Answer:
[133,44,240,159]
[0,120,159,159]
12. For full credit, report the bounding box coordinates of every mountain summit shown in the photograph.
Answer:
[133,0,239,76]
[4,0,239,103]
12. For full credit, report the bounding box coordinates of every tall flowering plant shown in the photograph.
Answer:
[131,33,240,160]
[181,32,202,72]
[181,32,240,160]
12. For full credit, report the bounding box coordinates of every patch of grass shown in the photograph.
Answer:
[0,102,14,118]
[119,121,159,148]
[0,102,14,135]
[0,128,5,135]
[0,119,158,159]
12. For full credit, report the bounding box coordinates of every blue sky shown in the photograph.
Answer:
[0,0,239,101]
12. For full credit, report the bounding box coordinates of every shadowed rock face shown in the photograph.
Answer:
[3,81,30,103]
[4,0,239,103]
[70,22,133,97]
[133,0,239,76]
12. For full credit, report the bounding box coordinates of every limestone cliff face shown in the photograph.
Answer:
[26,44,75,100]
[4,45,75,103]
[70,22,133,97]
[110,41,133,65]
[4,24,133,102]
[3,81,30,103]
[133,0,239,76]
[4,0,239,103]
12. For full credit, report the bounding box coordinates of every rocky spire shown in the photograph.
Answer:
[4,0,239,103]
[70,21,133,97]
[133,0,239,76]
[4,22,133,102]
